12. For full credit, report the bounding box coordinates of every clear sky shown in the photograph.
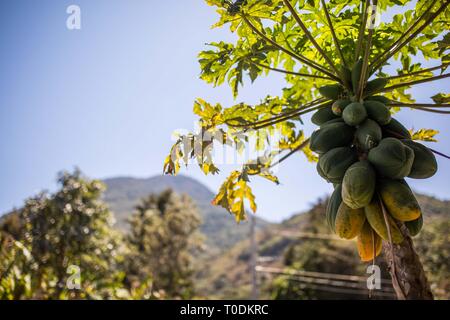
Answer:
[0,0,449,222]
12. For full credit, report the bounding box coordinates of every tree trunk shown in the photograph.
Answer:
[383,225,433,300]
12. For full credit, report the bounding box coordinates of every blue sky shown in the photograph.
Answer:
[0,0,449,222]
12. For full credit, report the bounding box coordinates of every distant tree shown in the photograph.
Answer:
[126,189,203,299]
[1,169,123,299]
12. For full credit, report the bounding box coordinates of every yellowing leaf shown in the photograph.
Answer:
[410,129,439,142]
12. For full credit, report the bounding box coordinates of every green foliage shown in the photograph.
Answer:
[125,190,203,299]
[164,0,449,221]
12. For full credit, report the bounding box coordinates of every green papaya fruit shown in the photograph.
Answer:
[382,118,412,139]
[342,160,376,209]
[340,66,353,92]
[405,215,423,237]
[366,95,391,105]
[332,99,351,116]
[311,104,338,125]
[351,59,363,94]
[402,140,438,179]
[335,203,366,239]
[318,147,358,183]
[368,137,415,179]
[364,100,391,125]
[310,122,355,154]
[378,179,422,222]
[326,185,342,232]
[364,199,404,244]
[342,102,367,126]
[319,84,344,100]
[364,78,388,96]
[355,119,382,151]
[320,117,344,127]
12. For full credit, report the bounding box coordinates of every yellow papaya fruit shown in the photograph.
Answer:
[364,199,403,244]
[357,221,383,262]
[335,202,366,239]
[378,179,421,221]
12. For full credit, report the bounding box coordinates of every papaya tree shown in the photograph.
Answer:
[164,0,450,299]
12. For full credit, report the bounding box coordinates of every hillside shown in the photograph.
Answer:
[102,175,270,254]
[198,194,450,299]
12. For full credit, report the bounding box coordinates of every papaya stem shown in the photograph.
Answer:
[388,102,450,108]
[320,0,347,68]
[429,148,450,160]
[248,60,333,80]
[383,63,450,81]
[269,138,311,168]
[381,73,450,92]
[240,14,340,82]
[225,99,327,128]
[354,0,370,61]
[283,0,340,76]
[357,0,376,100]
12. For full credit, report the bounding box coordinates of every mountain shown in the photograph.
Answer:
[102,175,270,254]
[198,194,450,299]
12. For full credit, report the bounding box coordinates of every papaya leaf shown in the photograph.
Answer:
[431,93,450,104]
[410,129,440,142]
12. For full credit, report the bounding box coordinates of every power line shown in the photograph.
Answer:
[256,266,394,293]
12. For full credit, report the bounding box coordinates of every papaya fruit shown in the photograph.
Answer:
[355,119,382,151]
[405,215,423,237]
[402,140,437,179]
[335,202,366,239]
[357,221,383,262]
[364,199,403,244]
[318,147,358,183]
[310,122,355,154]
[319,84,344,100]
[326,185,342,232]
[378,179,422,221]
[342,160,376,209]
[364,100,391,125]
[320,117,344,127]
[332,99,351,116]
[340,66,352,92]
[366,95,391,105]
[351,59,363,94]
[368,137,415,179]
[311,104,338,125]
[342,102,367,126]
[382,118,412,139]
[364,78,388,96]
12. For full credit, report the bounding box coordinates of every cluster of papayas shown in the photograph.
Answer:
[313,59,438,262]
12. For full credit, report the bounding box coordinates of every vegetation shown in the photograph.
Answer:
[125,190,203,299]
[164,0,449,299]
[0,170,203,300]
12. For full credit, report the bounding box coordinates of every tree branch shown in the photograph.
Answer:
[270,138,311,168]
[320,0,347,68]
[283,0,340,76]
[370,1,450,73]
[241,14,340,81]
[388,102,450,108]
[381,73,450,92]
[249,60,333,80]
[383,63,450,80]
[355,0,370,61]
[370,1,436,71]
[357,0,376,100]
